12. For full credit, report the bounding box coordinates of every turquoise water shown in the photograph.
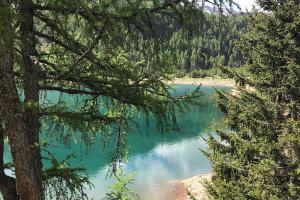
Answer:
[4,85,230,199]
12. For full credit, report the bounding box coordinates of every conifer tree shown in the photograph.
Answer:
[206,1,300,199]
[0,0,236,199]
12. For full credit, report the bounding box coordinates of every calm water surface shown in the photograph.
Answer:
[4,85,231,199]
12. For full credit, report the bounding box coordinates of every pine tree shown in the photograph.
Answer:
[206,1,300,199]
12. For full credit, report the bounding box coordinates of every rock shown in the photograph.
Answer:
[154,173,213,200]
[182,173,213,200]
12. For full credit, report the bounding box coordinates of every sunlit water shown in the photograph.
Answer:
[4,85,231,199]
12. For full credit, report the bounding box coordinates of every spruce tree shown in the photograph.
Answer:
[206,1,300,199]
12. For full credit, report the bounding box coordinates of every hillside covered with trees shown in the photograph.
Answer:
[124,12,247,76]
[169,13,246,71]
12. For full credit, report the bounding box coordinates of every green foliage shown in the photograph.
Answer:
[31,0,203,169]
[169,13,246,71]
[43,153,92,200]
[123,12,247,76]
[103,170,139,200]
[1,0,241,199]
[3,0,208,198]
[206,1,300,199]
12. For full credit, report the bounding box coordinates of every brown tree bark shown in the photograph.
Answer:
[0,0,43,199]
[0,123,19,200]
[20,0,44,197]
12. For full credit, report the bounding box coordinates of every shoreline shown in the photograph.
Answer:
[183,172,213,200]
[166,77,235,87]
[154,172,213,200]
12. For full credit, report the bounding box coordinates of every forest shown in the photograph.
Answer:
[0,0,299,200]
[123,11,247,78]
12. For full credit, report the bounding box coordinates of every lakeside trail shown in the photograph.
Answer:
[152,173,213,200]
[166,77,235,87]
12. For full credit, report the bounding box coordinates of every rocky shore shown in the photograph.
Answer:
[154,173,213,200]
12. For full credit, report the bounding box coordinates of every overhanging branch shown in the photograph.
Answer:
[40,86,102,96]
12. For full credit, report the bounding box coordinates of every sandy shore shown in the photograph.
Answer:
[167,77,235,87]
[154,173,213,200]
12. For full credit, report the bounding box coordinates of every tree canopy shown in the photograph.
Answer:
[206,1,300,199]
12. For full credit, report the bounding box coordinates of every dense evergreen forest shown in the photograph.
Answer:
[124,12,247,77]
[169,14,246,71]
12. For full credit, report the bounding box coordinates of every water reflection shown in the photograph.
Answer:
[4,85,231,199]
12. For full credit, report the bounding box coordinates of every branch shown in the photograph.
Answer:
[34,0,184,17]
[55,18,108,79]
[40,84,147,108]
[41,110,123,124]
[33,4,106,18]
[37,59,62,72]
[40,86,102,96]
[34,12,111,70]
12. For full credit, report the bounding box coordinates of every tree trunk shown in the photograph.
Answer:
[0,175,19,200]
[0,123,19,200]
[0,0,43,199]
[20,0,44,197]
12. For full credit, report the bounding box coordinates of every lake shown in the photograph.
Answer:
[4,85,230,199]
